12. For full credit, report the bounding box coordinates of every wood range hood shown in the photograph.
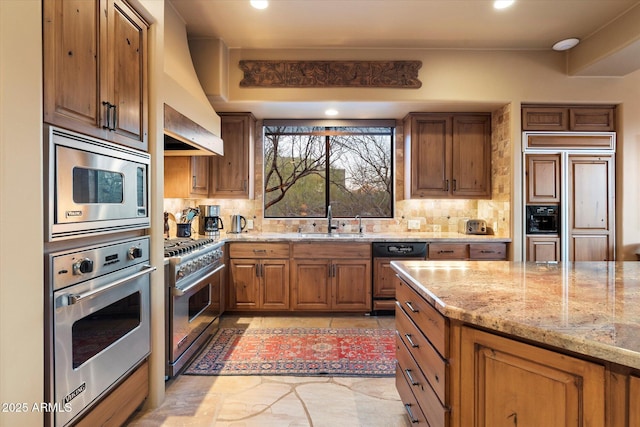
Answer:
[163,2,223,156]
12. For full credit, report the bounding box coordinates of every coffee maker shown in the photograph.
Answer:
[198,205,223,238]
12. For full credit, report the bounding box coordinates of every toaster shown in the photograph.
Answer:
[458,219,489,235]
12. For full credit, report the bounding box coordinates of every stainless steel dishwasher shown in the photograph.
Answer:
[372,242,427,313]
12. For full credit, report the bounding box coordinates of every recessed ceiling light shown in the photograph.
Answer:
[250,0,269,10]
[325,109,339,116]
[493,0,515,9]
[552,38,580,51]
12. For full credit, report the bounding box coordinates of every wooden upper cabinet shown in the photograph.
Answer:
[522,105,615,132]
[44,0,148,151]
[526,154,560,203]
[404,113,491,199]
[164,156,209,198]
[210,113,256,199]
[451,115,491,197]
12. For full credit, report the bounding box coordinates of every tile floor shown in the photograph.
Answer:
[126,314,410,427]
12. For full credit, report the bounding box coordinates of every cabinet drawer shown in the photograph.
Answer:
[397,336,448,427]
[428,243,468,260]
[397,280,448,358]
[396,303,447,404]
[229,242,290,258]
[396,369,430,426]
[469,243,507,260]
[292,242,371,259]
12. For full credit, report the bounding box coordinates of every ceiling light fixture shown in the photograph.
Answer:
[552,38,580,51]
[325,109,339,116]
[250,0,269,10]
[493,0,515,9]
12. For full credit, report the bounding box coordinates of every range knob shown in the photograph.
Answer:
[176,268,185,280]
[128,247,143,260]
[72,258,94,275]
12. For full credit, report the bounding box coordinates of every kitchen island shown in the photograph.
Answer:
[390,260,640,427]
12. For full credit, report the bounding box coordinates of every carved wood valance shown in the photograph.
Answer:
[239,60,422,88]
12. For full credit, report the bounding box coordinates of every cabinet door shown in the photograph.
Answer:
[522,107,568,131]
[211,113,255,198]
[569,107,615,132]
[291,260,331,310]
[568,155,615,261]
[527,237,560,262]
[407,115,452,198]
[451,115,491,198]
[43,0,106,139]
[190,156,210,196]
[373,259,400,299]
[260,260,289,310]
[630,375,640,427]
[164,156,209,198]
[109,0,148,149]
[333,260,371,311]
[460,327,605,427]
[228,260,259,310]
[526,154,560,203]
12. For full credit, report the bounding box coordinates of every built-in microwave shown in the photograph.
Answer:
[526,205,559,234]
[45,126,150,241]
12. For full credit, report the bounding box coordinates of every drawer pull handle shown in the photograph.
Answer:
[480,250,496,254]
[404,301,418,313]
[435,374,440,383]
[405,369,419,386]
[404,333,419,348]
[439,250,454,254]
[404,403,419,424]
[253,249,267,253]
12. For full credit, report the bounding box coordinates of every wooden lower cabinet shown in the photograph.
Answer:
[630,375,640,427]
[290,258,371,311]
[373,258,405,311]
[227,243,290,311]
[460,327,605,426]
[291,242,371,312]
[75,360,148,427]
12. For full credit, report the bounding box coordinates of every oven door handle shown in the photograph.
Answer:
[172,263,225,296]
[67,264,156,305]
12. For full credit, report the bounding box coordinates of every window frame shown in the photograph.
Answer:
[262,119,396,219]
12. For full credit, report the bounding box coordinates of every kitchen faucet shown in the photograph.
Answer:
[327,205,338,234]
[355,215,363,234]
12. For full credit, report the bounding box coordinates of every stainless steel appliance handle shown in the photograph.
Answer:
[67,264,156,305]
[172,263,225,296]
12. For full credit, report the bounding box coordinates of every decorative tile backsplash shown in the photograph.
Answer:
[164,105,511,238]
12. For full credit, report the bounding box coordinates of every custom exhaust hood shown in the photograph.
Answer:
[163,2,223,156]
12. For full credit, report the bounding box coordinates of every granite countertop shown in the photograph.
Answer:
[391,260,640,370]
[220,231,511,242]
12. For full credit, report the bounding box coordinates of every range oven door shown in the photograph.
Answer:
[53,264,153,426]
[168,263,224,376]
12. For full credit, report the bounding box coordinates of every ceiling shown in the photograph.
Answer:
[169,0,640,119]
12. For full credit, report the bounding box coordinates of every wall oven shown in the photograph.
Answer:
[47,237,155,426]
[165,238,224,377]
[44,126,150,241]
[526,205,560,234]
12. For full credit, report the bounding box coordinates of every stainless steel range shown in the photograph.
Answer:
[165,238,225,377]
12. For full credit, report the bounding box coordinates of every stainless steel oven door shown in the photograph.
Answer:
[169,264,223,372]
[53,264,154,426]
[45,126,150,241]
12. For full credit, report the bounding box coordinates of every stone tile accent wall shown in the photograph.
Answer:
[164,106,511,238]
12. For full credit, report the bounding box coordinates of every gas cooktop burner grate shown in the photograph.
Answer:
[163,238,216,257]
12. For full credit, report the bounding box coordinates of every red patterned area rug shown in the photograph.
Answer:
[184,327,396,377]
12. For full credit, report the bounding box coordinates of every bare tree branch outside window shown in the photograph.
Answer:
[264,124,393,218]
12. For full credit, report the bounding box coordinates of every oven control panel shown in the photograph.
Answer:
[172,246,224,286]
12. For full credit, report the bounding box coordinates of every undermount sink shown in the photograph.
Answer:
[297,232,366,238]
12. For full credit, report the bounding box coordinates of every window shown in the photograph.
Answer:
[263,120,394,218]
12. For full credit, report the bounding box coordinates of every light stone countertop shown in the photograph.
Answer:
[219,231,511,243]
[391,260,640,370]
